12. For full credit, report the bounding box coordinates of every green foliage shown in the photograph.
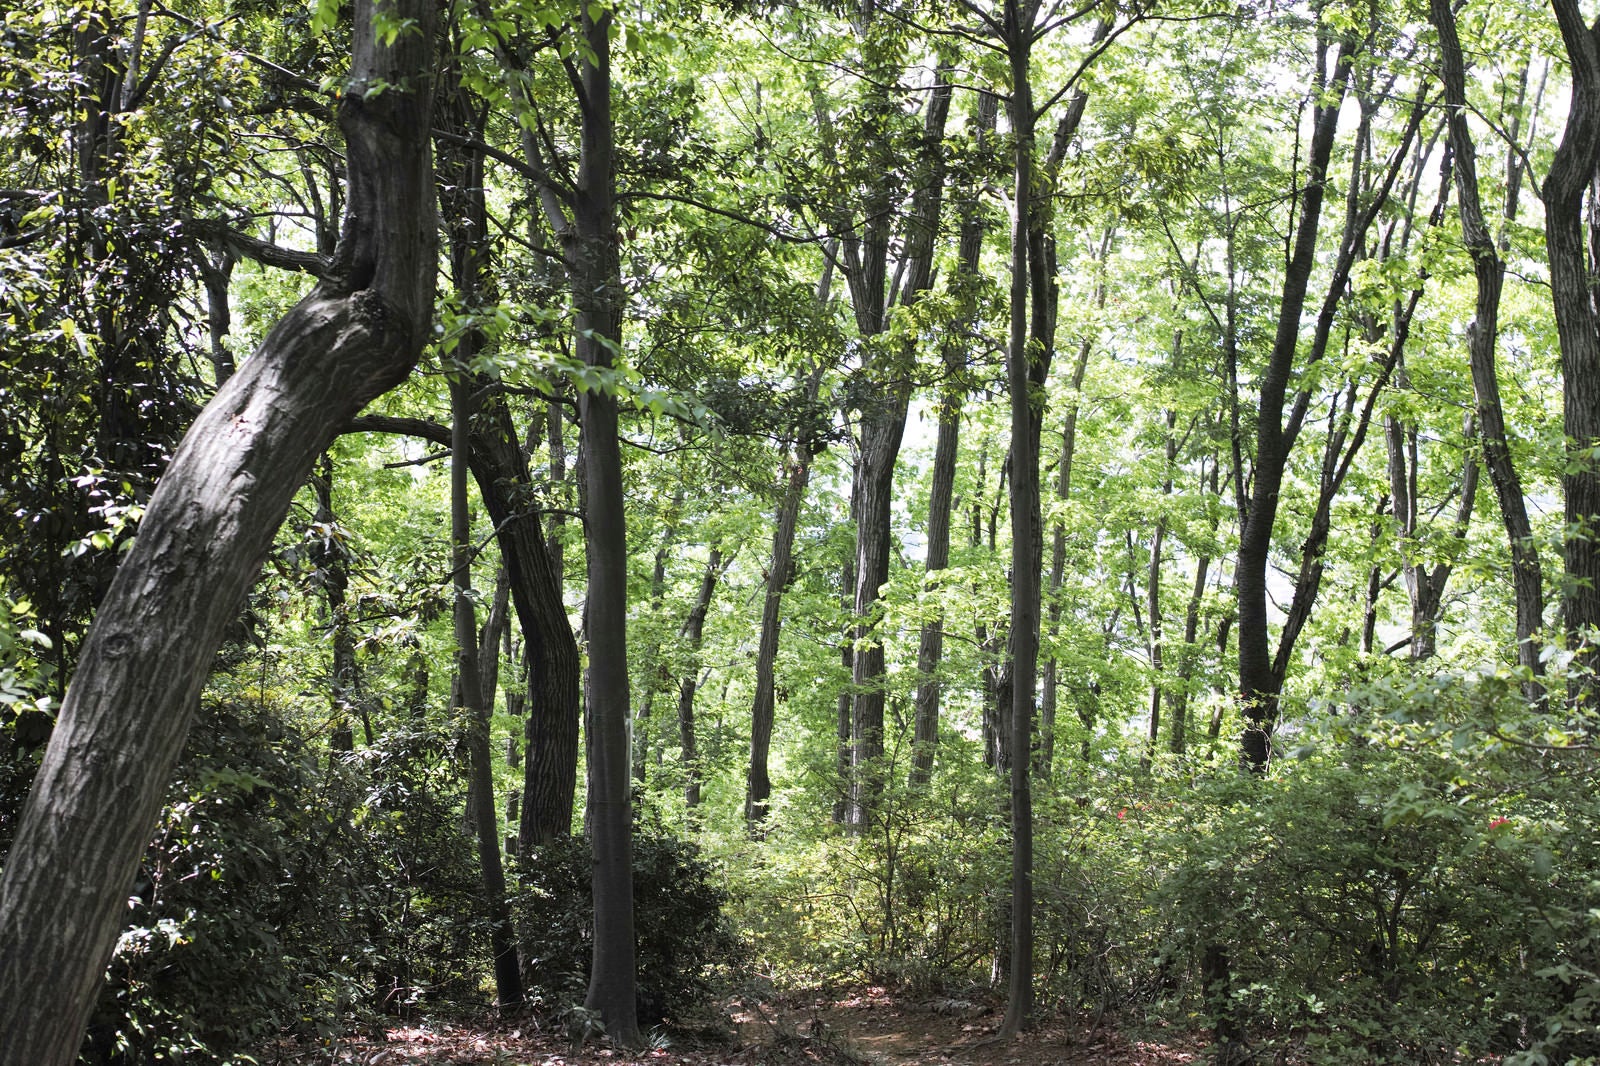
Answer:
[1143,678,1600,1063]
[515,823,739,1027]
[726,741,1011,989]
[80,698,489,1064]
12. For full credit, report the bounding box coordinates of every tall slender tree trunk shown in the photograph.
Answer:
[634,487,685,782]
[571,8,640,1045]
[748,355,828,822]
[1236,34,1355,772]
[999,0,1039,1036]
[310,453,368,745]
[451,377,524,1010]
[1169,457,1220,755]
[842,64,951,830]
[441,96,524,1008]
[1039,230,1105,775]
[912,90,996,787]
[0,2,436,1061]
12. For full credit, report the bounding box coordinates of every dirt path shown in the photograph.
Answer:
[266,988,1206,1065]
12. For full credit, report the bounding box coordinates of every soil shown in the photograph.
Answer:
[264,987,1207,1066]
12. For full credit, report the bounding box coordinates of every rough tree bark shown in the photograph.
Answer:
[0,2,436,1062]
[1542,0,1600,688]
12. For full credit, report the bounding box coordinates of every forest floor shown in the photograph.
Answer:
[268,986,1208,1066]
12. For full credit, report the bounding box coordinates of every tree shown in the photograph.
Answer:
[1430,0,1543,672]
[564,3,640,1043]
[440,77,523,1008]
[0,0,437,1060]
[1541,0,1600,687]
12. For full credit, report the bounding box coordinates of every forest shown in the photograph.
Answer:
[1,0,1598,1062]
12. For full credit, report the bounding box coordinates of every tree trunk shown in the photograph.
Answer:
[912,90,995,787]
[1542,0,1600,689]
[571,7,641,1046]
[1169,457,1220,755]
[635,486,685,782]
[1000,0,1038,1036]
[0,2,436,1061]
[1040,284,1100,774]
[1433,0,1545,673]
[452,376,523,1010]
[1235,33,1354,771]
[441,99,524,1008]
[679,547,727,809]
[343,406,582,848]
[310,453,368,745]
[747,369,824,822]
[844,68,951,830]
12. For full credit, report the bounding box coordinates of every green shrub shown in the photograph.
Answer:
[515,821,739,1027]
[1149,676,1600,1063]
[79,702,487,1065]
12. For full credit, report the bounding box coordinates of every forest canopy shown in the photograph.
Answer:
[1,0,1599,1062]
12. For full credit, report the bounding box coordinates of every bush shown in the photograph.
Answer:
[79,701,487,1064]
[1149,677,1600,1063]
[515,821,739,1027]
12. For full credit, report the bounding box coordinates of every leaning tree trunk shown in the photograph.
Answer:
[747,365,825,823]
[0,2,435,1062]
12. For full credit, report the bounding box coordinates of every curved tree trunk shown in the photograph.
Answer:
[0,3,436,1062]
[1432,0,1544,674]
[346,406,583,849]
[1542,0,1600,694]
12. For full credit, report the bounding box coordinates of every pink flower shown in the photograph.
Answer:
[1488,816,1510,830]
[1116,809,1127,820]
